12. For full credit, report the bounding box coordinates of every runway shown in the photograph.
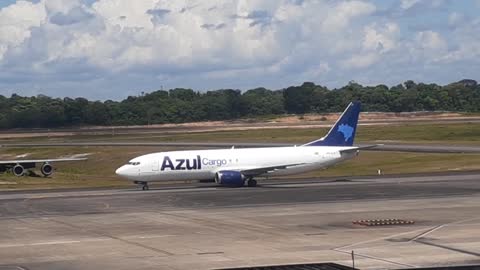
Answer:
[2,142,480,153]
[1,174,480,269]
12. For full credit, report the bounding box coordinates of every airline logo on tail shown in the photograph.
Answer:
[338,124,354,142]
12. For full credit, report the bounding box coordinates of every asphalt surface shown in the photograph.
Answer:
[2,142,480,153]
[1,173,480,270]
[1,173,479,218]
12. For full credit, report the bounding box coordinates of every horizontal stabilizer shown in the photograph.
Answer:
[339,144,382,153]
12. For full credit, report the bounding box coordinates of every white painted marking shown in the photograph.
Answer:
[335,227,428,250]
[132,235,176,239]
[334,249,417,268]
[410,225,444,242]
[0,238,109,248]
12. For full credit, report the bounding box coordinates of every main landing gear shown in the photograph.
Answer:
[247,178,257,187]
[134,181,149,190]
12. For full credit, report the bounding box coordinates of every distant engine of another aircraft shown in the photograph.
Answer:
[215,170,245,187]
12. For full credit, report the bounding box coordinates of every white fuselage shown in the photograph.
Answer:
[115,146,357,182]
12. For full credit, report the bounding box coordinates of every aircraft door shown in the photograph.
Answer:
[152,159,159,171]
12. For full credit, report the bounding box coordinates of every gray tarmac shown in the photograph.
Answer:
[1,174,480,269]
[2,142,480,153]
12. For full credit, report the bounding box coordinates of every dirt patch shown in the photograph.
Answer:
[1,112,479,139]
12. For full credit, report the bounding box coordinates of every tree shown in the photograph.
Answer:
[0,79,479,130]
[85,101,110,125]
[284,82,316,114]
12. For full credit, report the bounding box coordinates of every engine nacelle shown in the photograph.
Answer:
[12,164,25,177]
[215,171,245,187]
[41,163,54,177]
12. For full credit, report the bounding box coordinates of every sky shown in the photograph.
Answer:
[0,0,479,100]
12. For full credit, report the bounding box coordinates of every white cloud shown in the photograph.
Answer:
[0,0,479,99]
[341,53,378,69]
[400,0,420,9]
[0,1,46,60]
[415,30,447,51]
[363,22,399,53]
[301,62,331,78]
[321,1,376,32]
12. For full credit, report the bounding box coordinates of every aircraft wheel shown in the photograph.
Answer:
[247,179,257,187]
[142,184,149,191]
[12,164,25,177]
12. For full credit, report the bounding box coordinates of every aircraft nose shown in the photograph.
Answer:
[115,166,128,177]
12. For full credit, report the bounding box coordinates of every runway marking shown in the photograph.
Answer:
[408,217,480,257]
[414,239,480,257]
[125,235,176,239]
[0,187,222,201]
[410,216,480,242]
[1,172,479,201]
[332,227,424,268]
[334,217,480,267]
[197,251,224,255]
[409,225,444,242]
[0,238,109,248]
[0,266,29,270]
[44,217,175,256]
[334,249,418,268]
[0,234,180,249]
[335,227,429,250]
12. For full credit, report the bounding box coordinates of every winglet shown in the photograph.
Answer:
[303,101,361,147]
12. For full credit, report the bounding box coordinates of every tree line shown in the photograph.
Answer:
[0,79,479,129]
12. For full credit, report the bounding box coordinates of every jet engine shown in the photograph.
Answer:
[215,171,245,187]
[41,163,54,177]
[12,164,25,177]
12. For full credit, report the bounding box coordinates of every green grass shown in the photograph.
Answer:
[1,121,480,190]
[0,146,174,189]
[2,122,479,145]
[1,146,480,190]
[118,122,480,145]
[294,151,480,178]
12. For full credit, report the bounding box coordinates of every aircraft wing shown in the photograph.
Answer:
[239,163,305,177]
[0,157,88,165]
[0,157,88,177]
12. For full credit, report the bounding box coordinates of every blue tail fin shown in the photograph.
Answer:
[303,101,361,147]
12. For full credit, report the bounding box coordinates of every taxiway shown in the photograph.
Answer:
[2,142,480,153]
[0,174,479,270]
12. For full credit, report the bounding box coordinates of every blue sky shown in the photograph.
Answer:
[0,0,479,100]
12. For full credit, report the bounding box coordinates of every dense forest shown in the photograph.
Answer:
[0,79,479,129]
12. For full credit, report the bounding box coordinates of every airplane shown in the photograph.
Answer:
[115,101,374,190]
[0,157,88,177]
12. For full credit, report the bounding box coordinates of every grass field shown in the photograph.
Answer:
[1,121,479,190]
[2,122,480,145]
[44,122,480,145]
[1,146,480,190]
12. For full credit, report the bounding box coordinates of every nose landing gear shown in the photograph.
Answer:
[134,181,150,190]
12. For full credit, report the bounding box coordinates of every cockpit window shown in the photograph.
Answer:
[127,162,141,166]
